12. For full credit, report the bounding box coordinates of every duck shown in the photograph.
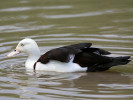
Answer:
[7,38,131,72]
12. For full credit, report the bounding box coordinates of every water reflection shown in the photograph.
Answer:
[1,70,132,99]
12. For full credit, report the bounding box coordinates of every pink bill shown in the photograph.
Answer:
[7,49,20,57]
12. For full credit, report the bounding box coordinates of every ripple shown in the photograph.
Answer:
[0,16,29,21]
[0,24,55,33]
[42,9,116,19]
[113,18,133,23]
[40,8,133,19]
[78,34,133,39]
[0,6,72,12]
[98,84,133,89]
[36,37,133,44]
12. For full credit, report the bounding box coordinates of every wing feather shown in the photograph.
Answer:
[37,43,92,64]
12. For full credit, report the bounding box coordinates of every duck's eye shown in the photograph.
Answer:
[20,43,24,47]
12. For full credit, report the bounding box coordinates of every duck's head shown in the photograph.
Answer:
[7,38,40,57]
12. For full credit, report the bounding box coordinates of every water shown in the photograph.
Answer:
[0,0,133,99]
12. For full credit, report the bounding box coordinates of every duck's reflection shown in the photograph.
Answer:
[5,68,133,99]
[26,69,131,89]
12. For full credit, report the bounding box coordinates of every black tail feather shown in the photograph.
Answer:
[86,56,131,72]
[113,56,131,66]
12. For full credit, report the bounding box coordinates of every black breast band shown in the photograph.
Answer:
[33,62,37,71]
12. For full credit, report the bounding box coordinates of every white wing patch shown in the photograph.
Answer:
[69,54,75,62]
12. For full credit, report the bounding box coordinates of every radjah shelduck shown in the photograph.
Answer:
[7,38,131,72]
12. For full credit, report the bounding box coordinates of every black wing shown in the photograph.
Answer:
[36,42,131,72]
[73,48,112,67]
[37,43,111,67]
[37,43,92,64]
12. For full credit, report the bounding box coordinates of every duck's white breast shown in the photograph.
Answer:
[36,60,87,72]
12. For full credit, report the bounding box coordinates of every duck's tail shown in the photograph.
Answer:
[87,56,131,72]
[112,56,131,66]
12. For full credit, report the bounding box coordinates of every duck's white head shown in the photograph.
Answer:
[7,38,40,57]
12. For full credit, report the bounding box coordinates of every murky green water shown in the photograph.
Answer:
[0,0,133,99]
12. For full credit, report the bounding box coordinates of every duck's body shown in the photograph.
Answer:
[7,38,131,72]
[32,61,87,72]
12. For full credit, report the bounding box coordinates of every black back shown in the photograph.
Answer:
[37,43,92,64]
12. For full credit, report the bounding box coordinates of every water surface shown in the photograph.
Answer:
[0,0,133,100]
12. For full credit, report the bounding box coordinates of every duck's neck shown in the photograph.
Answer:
[25,50,41,69]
